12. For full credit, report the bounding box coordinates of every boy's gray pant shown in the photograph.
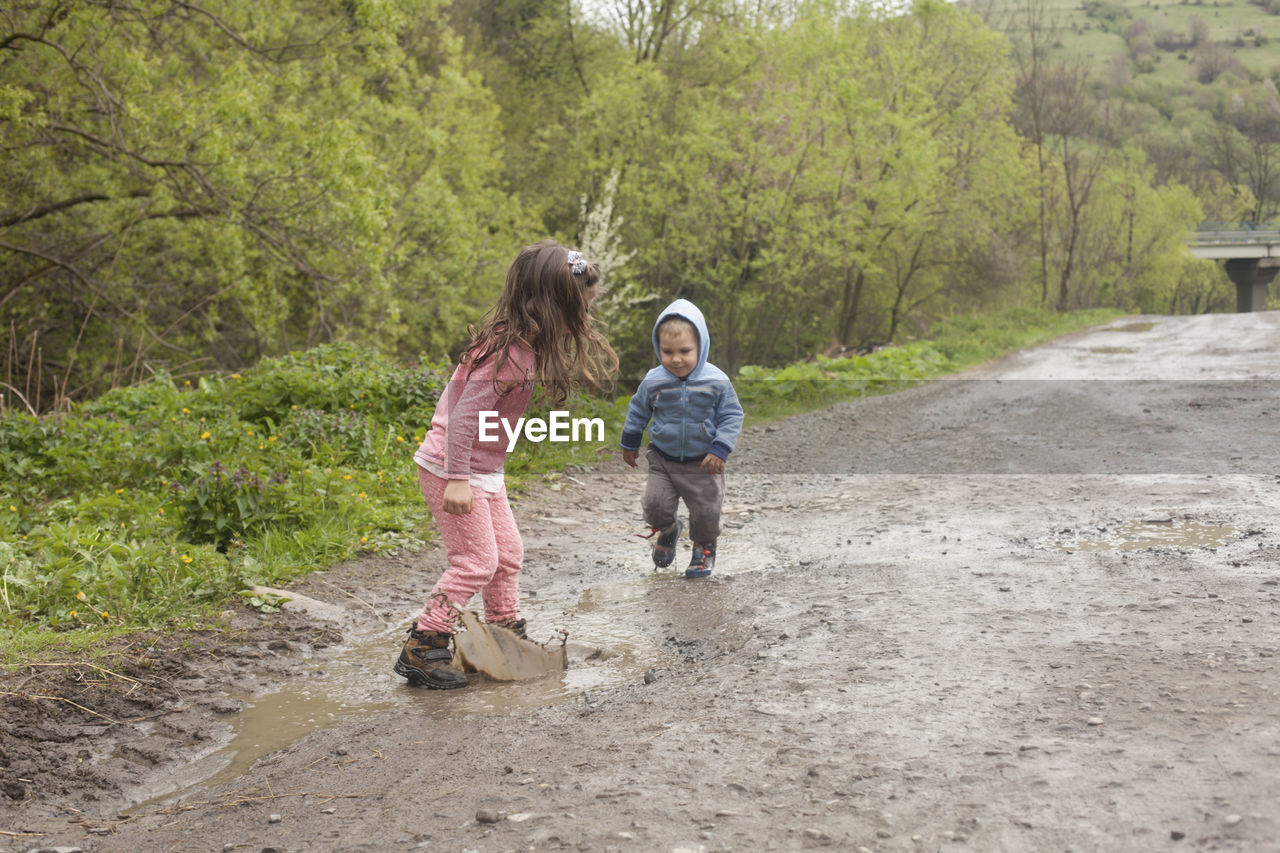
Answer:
[642,447,724,546]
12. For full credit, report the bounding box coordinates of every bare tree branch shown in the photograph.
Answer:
[0,238,193,358]
[0,190,151,229]
[0,233,112,310]
[45,122,194,169]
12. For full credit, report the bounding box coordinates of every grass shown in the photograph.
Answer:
[736,306,1126,424]
[973,0,1280,84]
[0,622,140,667]
[0,306,1125,661]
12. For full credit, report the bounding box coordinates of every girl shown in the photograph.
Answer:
[395,241,617,689]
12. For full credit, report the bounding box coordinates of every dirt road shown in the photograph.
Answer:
[4,312,1280,852]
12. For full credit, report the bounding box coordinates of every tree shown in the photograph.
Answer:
[1189,15,1209,47]
[1040,61,1117,311]
[1064,148,1201,310]
[582,0,1036,369]
[1004,0,1064,307]
[1,0,512,407]
[1199,80,1280,223]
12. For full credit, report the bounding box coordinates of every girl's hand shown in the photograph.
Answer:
[622,449,639,468]
[442,479,473,515]
[701,454,725,475]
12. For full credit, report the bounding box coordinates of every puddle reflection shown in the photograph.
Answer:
[1046,518,1238,552]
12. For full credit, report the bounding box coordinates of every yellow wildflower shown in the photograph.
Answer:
[201,431,212,440]
[181,555,193,564]
[76,591,86,601]
[69,610,78,618]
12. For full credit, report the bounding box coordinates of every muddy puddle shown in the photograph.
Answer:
[125,531,779,810]
[128,573,674,810]
[1101,322,1159,333]
[1042,517,1238,552]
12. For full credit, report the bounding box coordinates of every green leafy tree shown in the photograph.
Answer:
[1,0,513,408]
[586,0,1037,368]
[1198,79,1280,224]
[1058,148,1202,310]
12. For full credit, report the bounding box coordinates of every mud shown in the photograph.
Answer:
[3,311,1279,852]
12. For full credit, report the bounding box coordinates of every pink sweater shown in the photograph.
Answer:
[414,345,537,479]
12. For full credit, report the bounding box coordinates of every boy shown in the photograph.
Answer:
[621,299,744,578]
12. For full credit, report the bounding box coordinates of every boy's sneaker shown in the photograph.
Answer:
[394,626,467,689]
[685,543,716,578]
[651,519,683,568]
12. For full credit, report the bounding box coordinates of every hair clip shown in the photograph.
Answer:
[566,250,587,276]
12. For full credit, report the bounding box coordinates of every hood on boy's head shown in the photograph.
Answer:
[652,298,711,379]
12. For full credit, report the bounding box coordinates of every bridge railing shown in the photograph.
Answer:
[1190,222,1280,244]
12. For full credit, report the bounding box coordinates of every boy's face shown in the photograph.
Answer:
[658,323,698,378]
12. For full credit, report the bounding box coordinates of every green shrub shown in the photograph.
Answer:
[1,343,448,632]
[175,462,296,550]
[4,523,238,628]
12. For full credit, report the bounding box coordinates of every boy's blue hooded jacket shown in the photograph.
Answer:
[621,299,744,462]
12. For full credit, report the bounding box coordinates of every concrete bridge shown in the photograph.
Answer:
[1188,226,1279,311]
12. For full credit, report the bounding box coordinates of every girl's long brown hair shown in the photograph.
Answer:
[464,240,618,403]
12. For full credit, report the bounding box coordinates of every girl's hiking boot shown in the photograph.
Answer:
[394,626,467,689]
[651,519,683,568]
[685,543,716,578]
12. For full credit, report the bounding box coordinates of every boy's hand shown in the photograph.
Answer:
[622,449,639,468]
[701,454,725,475]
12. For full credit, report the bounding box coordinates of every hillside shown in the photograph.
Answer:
[970,0,1280,85]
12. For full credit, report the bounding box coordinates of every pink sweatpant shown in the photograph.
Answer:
[416,468,523,633]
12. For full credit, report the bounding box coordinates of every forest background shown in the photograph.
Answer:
[0,0,1277,638]
[8,0,1279,408]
